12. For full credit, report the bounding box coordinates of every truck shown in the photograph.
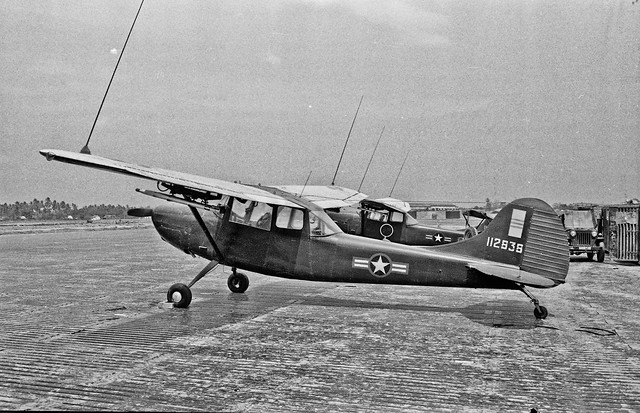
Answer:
[560,207,606,262]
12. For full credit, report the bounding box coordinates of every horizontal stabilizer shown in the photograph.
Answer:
[468,262,556,288]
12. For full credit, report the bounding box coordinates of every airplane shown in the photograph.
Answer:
[273,186,466,246]
[322,197,466,245]
[462,208,497,238]
[40,148,569,319]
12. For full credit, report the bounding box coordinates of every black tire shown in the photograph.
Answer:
[597,244,605,263]
[227,272,249,293]
[167,283,192,308]
[534,306,548,320]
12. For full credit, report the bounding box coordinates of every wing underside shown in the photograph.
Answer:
[274,185,368,209]
[40,149,300,208]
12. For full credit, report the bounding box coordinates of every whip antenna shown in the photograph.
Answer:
[81,0,145,155]
[358,125,384,192]
[331,95,363,186]
[300,170,312,197]
[389,151,410,197]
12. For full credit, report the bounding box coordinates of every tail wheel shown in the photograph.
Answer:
[534,305,548,320]
[167,283,192,308]
[227,272,249,293]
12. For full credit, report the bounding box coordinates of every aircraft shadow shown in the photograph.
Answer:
[296,296,539,330]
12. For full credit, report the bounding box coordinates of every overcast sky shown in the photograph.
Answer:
[2,0,639,207]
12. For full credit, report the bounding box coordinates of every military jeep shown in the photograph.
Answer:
[561,207,605,262]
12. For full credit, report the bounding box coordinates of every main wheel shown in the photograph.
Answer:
[534,305,548,320]
[227,272,249,293]
[167,283,192,308]
[464,227,478,239]
[597,243,605,262]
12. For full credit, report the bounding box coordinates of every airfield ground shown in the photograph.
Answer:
[0,226,639,411]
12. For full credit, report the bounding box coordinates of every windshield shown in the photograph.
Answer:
[563,210,594,229]
[309,211,341,237]
[405,214,419,226]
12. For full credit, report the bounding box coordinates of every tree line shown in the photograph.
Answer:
[0,198,135,221]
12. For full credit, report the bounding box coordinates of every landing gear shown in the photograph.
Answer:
[227,268,249,293]
[166,259,219,308]
[518,285,548,319]
[533,305,548,319]
[167,283,192,308]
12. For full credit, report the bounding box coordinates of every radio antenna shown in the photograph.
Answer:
[389,151,410,197]
[358,125,384,192]
[81,0,145,155]
[331,95,363,186]
[300,170,312,197]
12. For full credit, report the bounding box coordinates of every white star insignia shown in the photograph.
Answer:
[370,255,390,275]
[433,233,443,243]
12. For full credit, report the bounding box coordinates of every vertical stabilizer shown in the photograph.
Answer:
[437,198,569,284]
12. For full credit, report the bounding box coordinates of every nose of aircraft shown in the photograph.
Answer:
[130,204,213,259]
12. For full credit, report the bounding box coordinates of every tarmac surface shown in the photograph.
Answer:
[0,227,639,412]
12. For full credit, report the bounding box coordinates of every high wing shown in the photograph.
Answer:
[274,185,368,209]
[370,197,412,212]
[40,149,301,208]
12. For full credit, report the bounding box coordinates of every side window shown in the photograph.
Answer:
[275,206,304,230]
[365,210,387,222]
[389,211,404,223]
[230,199,272,231]
[230,198,250,224]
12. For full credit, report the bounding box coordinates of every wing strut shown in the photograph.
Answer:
[188,206,225,264]
[188,259,219,288]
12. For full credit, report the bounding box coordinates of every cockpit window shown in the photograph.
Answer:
[275,206,304,230]
[389,211,404,223]
[405,214,419,226]
[230,198,272,231]
[364,209,388,222]
[309,211,339,237]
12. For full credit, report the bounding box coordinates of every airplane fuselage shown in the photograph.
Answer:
[151,204,516,290]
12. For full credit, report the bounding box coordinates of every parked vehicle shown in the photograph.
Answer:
[561,207,605,262]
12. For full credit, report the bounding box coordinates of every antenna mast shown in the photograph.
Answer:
[389,151,410,197]
[300,170,312,197]
[331,95,363,186]
[358,125,385,192]
[81,0,145,155]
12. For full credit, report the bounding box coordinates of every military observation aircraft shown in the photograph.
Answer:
[320,197,466,246]
[40,149,569,319]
